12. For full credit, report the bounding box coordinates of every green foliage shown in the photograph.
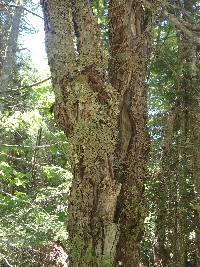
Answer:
[0,66,71,265]
[0,186,69,265]
[92,0,109,47]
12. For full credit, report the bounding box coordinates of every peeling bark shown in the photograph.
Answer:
[42,1,150,266]
[109,1,150,266]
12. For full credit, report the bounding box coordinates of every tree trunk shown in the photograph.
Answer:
[169,0,199,263]
[0,4,12,74]
[109,1,150,266]
[153,111,177,267]
[192,105,200,266]
[178,0,200,263]
[0,0,23,111]
[41,0,150,266]
[188,38,200,267]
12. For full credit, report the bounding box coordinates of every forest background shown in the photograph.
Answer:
[0,0,199,266]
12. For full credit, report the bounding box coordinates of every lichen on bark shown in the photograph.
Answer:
[42,0,150,266]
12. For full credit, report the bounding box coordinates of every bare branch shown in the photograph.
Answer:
[9,5,44,19]
[31,127,42,181]
[0,141,67,148]
[0,255,14,267]
[0,77,51,95]
[143,0,200,44]
[183,21,200,32]
[1,0,43,19]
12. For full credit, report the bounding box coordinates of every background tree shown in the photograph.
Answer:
[141,1,200,266]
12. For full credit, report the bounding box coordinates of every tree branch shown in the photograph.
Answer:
[9,5,44,19]
[0,255,14,267]
[40,0,77,91]
[163,10,200,45]
[31,127,42,181]
[71,0,104,71]
[0,141,67,148]
[0,77,51,95]
[1,0,43,19]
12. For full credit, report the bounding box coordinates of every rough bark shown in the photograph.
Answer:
[42,1,120,265]
[42,0,150,266]
[109,1,149,266]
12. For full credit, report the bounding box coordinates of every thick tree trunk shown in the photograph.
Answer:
[42,0,149,266]
[42,1,120,265]
[109,1,149,266]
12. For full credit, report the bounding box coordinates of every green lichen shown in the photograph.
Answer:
[66,74,119,168]
[70,234,115,267]
[121,186,147,242]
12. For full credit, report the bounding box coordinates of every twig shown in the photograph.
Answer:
[0,141,67,148]
[22,6,44,20]
[0,254,14,267]
[2,1,44,20]
[163,10,200,45]
[0,77,51,95]
[31,127,42,181]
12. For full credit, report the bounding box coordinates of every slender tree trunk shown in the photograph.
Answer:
[153,111,177,267]
[0,0,23,111]
[171,0,199,263]
[178,0,199,263]
[42,1,150,266]
[153,187,168,267]
[188,37,200,267]
[0,5,12,74]
[192,111,200,266]
[182,1,200,264]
